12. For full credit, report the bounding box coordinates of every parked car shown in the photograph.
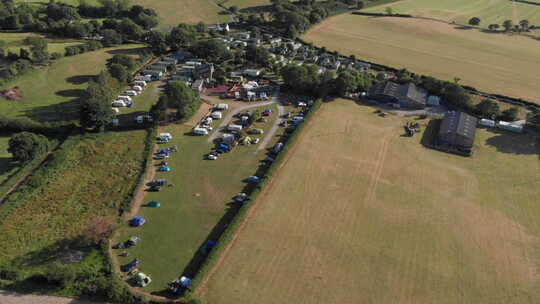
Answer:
[252,138,260,144]
[247,128,264,134]
[121,259,139,272]
[207,154,218,160]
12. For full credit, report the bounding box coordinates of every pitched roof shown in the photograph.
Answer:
[369,81,427,105]
[438,111,478,148]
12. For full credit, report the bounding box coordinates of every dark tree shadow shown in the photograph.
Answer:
[22,99,82,123]
[484,128,539,155]
[55,89,87,98]
[454,25,473,30]
[239,5,273,13]
[65,75,95,85]
[105,47,148,56]
[0,157,17,177]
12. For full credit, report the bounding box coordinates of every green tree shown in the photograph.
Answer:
[334,71,356,96]
[500,107,519,121]
[468,17,481,26]
[475,98,500,118]
[519,19,529,31]
[165,81,201,121]
[107,54,136,71]
[166,23,197,50]
[102,29,122,46]
[8,132,51,164]
[190,40,231,62]
[357,1,365,9]
[502,20,513,31]
[144,30,167,54]
[80,97,114,132]
[230,5,239,14]
[108,63,128,84]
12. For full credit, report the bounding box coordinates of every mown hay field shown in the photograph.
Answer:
[132,0,229,29]
[304,15,540,103]
[364,0,540,28]
[201,99,540,304]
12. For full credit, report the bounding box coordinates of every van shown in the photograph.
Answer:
[134,80,147,87]
[125,90,138,96]
[193,127,209,135]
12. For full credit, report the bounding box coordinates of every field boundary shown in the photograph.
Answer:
[191,99,323,297]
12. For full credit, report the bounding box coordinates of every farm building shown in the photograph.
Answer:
[368,81,428,109]
[436,111,478,155]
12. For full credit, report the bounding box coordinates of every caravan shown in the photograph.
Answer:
[193,127,209,135]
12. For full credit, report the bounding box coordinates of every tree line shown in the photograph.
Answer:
[468,17,533,32]
[0,0,158,40]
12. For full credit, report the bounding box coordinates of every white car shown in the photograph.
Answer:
[252,138,260,144]
[208,154,217,160]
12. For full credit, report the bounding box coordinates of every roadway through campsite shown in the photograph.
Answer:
[0,290,103,304]
[201,99,540,304]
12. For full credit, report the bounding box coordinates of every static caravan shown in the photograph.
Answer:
[479,119,495,127]
[112,100,126,107]
[211,111,222,119]
[215,103,229,110]
[193,127,209,135]
[227,124,243,132]
[497,121,523,133]
[118,96,132,102]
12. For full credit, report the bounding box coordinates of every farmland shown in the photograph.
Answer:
[304,15,540,102]
[0,129,148,297]
[201,99,540,304]
[0,44,146,123]
[113,102,284,293]
[0,33,83,56]
[132,0,229,29]
[0,136,17,186]
[364,0,540,28]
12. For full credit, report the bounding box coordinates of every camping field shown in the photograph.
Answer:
[363,0,540,28]
[304,15,540,103]
[200,99,540,304]
[0,33,83,56]
[0,44,146,123]
[113,103,283,294]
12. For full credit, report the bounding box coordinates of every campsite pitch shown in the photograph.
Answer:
[304,15,540,103]
[200,99,540,304]
[114,103,284,293]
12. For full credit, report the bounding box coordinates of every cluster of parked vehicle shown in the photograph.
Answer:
[193,103,229,136]
[111,80,148,109]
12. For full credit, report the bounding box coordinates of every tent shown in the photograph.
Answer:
[158,166,171,172]
[246,176,260,183]
[158,148,170,155]
[147,201,161,208]
[130,216,146,227]
[180,276,192,288]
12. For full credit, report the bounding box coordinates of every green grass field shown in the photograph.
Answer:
[304,15,540,103]
[364,0,540,28]
[201,99,540,304]
[0,32,83,56]
[114,103,283,294]
[0,136,17,186]
[0,44,146,123]
[0,130,148,292]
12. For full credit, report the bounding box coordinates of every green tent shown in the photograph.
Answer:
[147,201,161,208]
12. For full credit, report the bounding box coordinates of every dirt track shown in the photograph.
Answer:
[0,290,102,304]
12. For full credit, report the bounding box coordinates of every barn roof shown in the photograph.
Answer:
[438,111,478,148]
[369,81,427,105]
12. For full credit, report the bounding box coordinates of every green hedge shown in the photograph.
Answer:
[187,99,323,294]
[119,127,157,215]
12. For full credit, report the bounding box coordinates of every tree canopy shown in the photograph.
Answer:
[8,131,51,164]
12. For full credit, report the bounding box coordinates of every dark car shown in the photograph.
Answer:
[121,258,139,272]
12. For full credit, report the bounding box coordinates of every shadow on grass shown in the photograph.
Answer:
[239,4,273,13]
[0,157,17,177]
[22,99,82,123]
[55,89,87,98]
[105,47,148,56]
[65,75,95,85]
[484,128,539,155]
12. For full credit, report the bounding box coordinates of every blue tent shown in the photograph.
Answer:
[158,166,171,172]
[217,143,230,151]
[158,148,170,154]
[130,216,146,227]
